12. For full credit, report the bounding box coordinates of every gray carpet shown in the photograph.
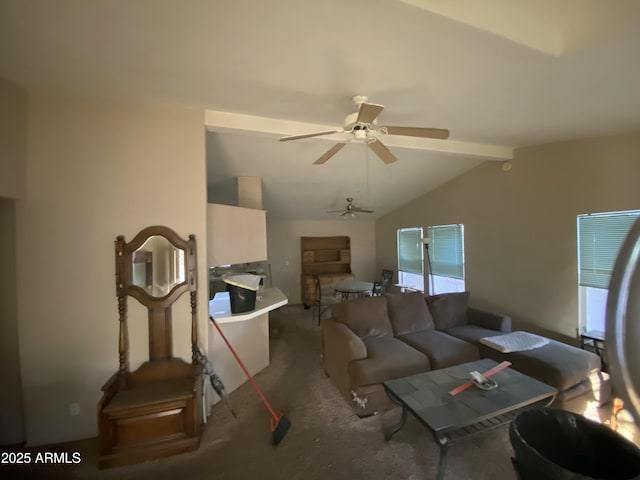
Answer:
[4,305,551,479]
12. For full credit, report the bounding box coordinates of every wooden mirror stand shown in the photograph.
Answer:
[97,225,202,469]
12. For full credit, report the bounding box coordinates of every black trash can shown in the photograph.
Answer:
[222,274,261,314]
[510,408,640,480]
[226,283,257,313]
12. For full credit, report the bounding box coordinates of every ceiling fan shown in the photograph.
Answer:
[328,197,373,217]
[280,95,450,165]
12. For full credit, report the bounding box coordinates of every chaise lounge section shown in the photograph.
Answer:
[428,292,604,406]
[478,339,603,405]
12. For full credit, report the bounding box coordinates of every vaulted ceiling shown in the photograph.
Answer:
[2,0,640,218]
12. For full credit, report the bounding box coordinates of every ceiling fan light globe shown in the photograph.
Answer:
[354,129,368,140]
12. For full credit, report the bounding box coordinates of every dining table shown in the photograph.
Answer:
[330,279,374,301]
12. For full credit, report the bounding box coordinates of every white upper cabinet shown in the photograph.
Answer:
[206,203,267,267]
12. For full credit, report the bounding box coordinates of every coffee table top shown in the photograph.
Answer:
[384,358,557,434]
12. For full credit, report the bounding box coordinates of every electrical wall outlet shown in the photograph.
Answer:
[69,402,80,416]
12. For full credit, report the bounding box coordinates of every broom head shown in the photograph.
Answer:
[270,411,291,445]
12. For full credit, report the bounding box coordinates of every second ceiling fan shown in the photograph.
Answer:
[280,95,450,165]
[328,197,373,217]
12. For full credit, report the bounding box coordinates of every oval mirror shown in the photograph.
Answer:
[131,235,186,297]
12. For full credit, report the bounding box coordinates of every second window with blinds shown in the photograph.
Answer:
[426,224,465,295]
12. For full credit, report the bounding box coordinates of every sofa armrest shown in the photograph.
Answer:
[322,318,367,394]
[322,318,367,363]
[468,307,512,332]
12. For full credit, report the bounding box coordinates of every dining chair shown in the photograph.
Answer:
[380,269,394,294]
[313,275,342,325]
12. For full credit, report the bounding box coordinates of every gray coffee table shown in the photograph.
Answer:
[384,358,557,480]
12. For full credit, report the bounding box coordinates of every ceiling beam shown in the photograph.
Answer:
[205,109,514,161]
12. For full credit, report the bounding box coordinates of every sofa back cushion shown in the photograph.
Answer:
[384,292,434,336]
[330,295,393,339]
[426,291,470,330]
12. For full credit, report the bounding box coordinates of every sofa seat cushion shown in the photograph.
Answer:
[426,291,470,330]
[398,330,479,369]
[385,291,434,336]
[445,324,506,344]
[479,339,601,392]
[331,295,393,339]
[348,336,431,387]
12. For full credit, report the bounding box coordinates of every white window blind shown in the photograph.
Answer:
[578,211,640,289]
[428,224,464,280]
[397,227,423,275]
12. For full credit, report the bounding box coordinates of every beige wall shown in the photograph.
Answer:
[15,95,207,445]
[0,77,27,199]
[376,131,640,341]
[267,218,377,303]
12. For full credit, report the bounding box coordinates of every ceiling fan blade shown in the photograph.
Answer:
[313,142,346,165]
[353,208,374,213]
[341,211,350,217]
[357,102,384,124]
[327,209,345,213]
[280,130,340,142]
[380,126,450,140]
[368,139,397,164]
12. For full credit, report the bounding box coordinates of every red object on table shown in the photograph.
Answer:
[448,361,512,396]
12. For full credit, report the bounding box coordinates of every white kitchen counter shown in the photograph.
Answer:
[213,287,288,323]
[207,287,288,400]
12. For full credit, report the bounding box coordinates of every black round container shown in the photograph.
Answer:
[510,408,640,480]
[226,283,257,313]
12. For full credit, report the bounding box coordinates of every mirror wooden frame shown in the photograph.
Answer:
[114,225,198,383]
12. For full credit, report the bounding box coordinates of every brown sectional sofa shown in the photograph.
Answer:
[322,291,510,416]
[322,291,601,416]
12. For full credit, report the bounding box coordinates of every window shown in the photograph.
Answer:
[397,227,424,292]
[577,210,640,334]
[426,224,465,295]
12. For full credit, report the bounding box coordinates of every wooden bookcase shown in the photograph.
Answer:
[300,236,353,307]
